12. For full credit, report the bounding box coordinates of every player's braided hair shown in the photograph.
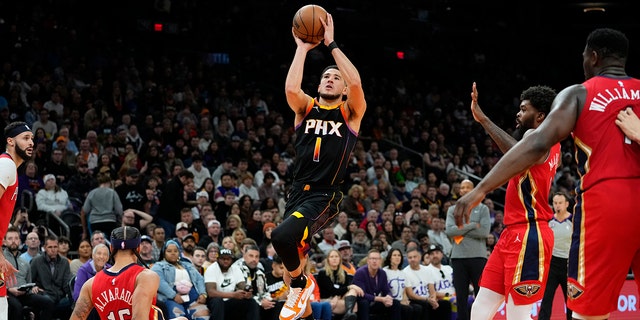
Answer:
[110,226,149,268]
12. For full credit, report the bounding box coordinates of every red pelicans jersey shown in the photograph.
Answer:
[573,76,640,192]
[92,263,162,320]
[503,143,561,226]
[0,153,19,241]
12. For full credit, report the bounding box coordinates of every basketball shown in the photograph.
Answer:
[292,4,327,44]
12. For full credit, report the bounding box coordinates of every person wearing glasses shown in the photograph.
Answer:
[121,208,154,231]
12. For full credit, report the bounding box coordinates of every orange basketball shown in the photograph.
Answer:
[292,4,327,44]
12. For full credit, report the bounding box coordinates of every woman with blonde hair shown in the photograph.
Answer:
[315,249,362,319]
[224,213,243,236]
[231,228,247,248]
[341,184,367,221]
[221,235,241,259]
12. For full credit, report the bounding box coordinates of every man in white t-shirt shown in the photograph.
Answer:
[204,248,257,320]
[425,244,454,320]
[403,248,439,320]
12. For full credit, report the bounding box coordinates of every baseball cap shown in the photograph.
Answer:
[231,135,242,142]
[182,233,196,242]
[55,136,66,143]
[337,240,351,250]
[427,244,443,254]
[43,174,56,182]
[176,222,189,231]
[196,191,209,199]
[140,235,153,243]
[219,248,233,257]
[126,167,140,177]
[208,220,221,228]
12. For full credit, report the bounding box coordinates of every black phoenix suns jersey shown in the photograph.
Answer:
[293,98,358,186]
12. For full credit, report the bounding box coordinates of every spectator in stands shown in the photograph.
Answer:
[69,239,92,275]
[115,167,146,212]
[12,206,35,244]
[342,184,367,222]
[188,154,211,189]
[315,249,361,319]
[317,227,340,255]
[90,230,108,247]
[151,225,167,262]
[383,248,421,320]
[20,231,41,263]
[77,138,99,172]
[43,148,73,186]
[199,220,223,248]
[203,242,220,270]
[121,208,154,231]
[211,157,234,186]
[54,136,78,171]
[81,172,123,240]
[403,248,440,320]
[65,159,98,202]
[72,243,110,301]
[352,249,401,320]
[30,235,73,320]
[36,174,73,217]
[57,236,71,261]
[352,228,371,256]
[333,211,349,240]
[214,173,239,203]
[338,240,357,276]
[32,108,57,140]
[151,240,210,320]
[428,217,452,258]
[157,170,195,237]
[425,244,455,320]
[5,226,51,320]
[17,161,44,212]
[205,248,257,320]
[139,234,157,266]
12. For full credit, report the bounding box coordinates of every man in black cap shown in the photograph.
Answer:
[181,233,197,261]
[115,167,146,211]
[425,244,454,320]
[204,248,257,320]
[139,235,157,266]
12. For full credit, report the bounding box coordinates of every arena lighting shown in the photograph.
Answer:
[396,51,405,60]
[154,23,163,32]
[583,7,605,12]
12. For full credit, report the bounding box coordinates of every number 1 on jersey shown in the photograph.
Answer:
[313,137,322,162]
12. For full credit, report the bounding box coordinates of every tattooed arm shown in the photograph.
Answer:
[70,277,95,320]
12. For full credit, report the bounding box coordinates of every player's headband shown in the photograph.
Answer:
[111,237,141,250]
[7,124,31,138]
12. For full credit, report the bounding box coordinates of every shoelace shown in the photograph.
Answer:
[284,287,303,307]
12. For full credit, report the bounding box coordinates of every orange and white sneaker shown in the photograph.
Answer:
[279,277,315,320]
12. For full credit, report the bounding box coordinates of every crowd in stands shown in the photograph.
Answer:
[1,1,585,320]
